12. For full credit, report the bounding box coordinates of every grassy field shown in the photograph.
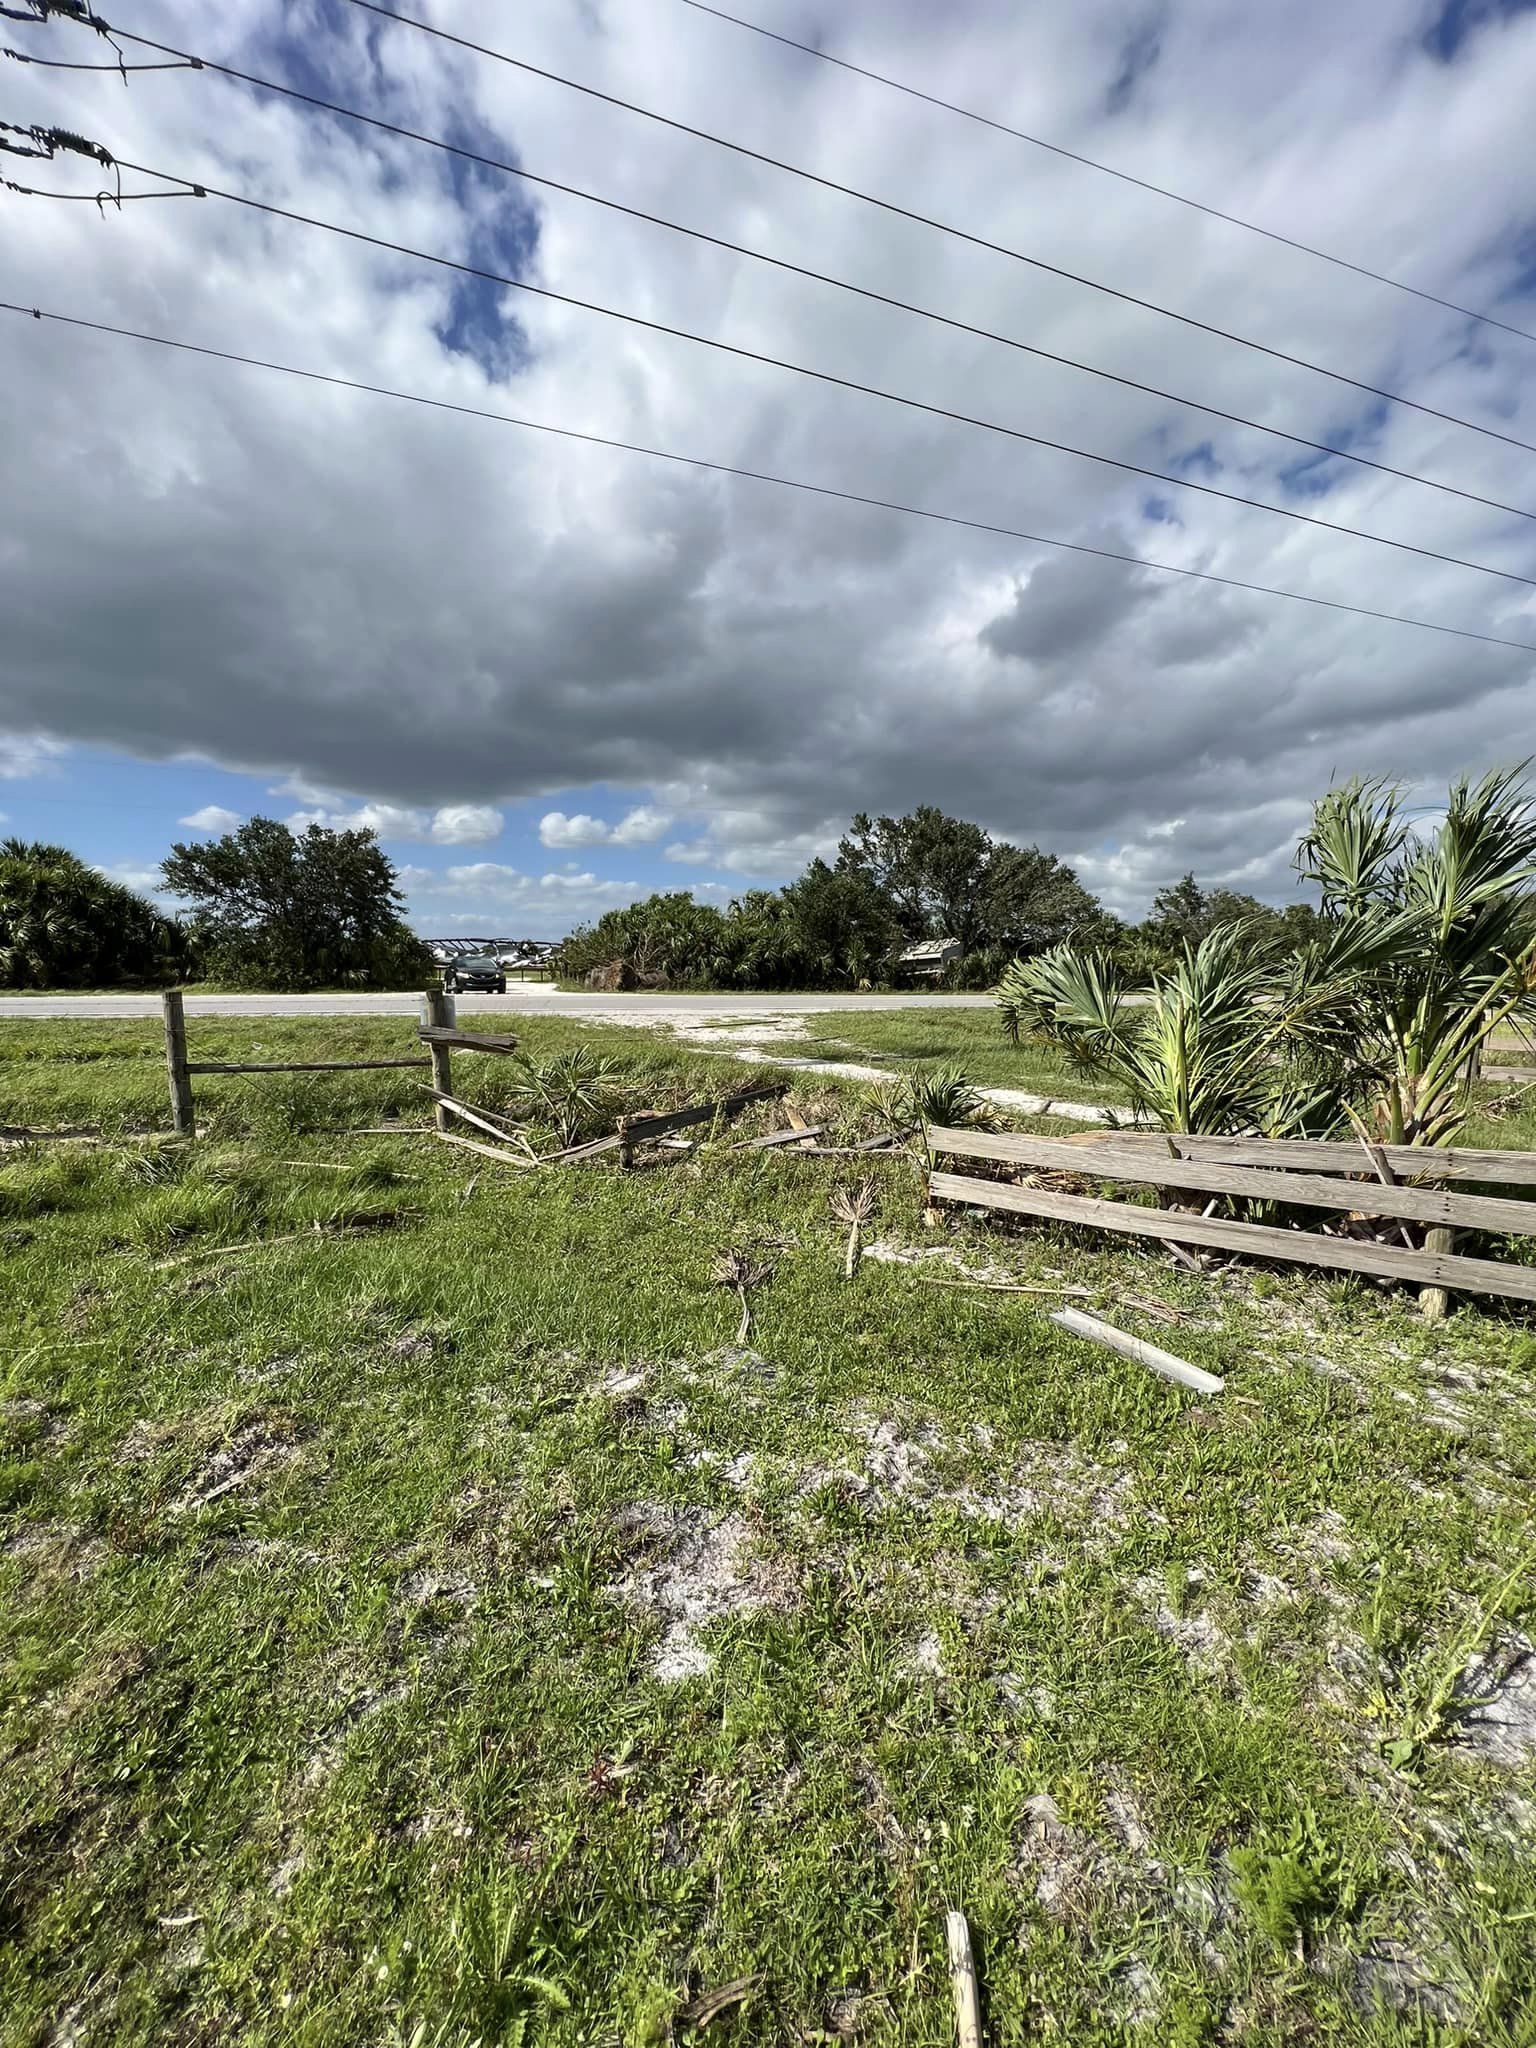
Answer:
[3,1017,1535,2045]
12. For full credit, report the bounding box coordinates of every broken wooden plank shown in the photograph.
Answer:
[540,1132,625,1164]
[923,1127,1536,1237]
[619,1081,787,1147]
[417,1026,520,1055]
[784,1102,820,1149]
[1049,1129,1536,1186]
[1485,1065,1536,1084]
[418,1086,532,1150]
[927,1170,1536,1305]
[185,1058,432,1074]
[435,1129,536,1168]
[1048,1304,1223,1393]
[945,1912,983,2048]
[732,1123,828,1150]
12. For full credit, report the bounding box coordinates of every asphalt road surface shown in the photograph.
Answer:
[0,988,996,1021]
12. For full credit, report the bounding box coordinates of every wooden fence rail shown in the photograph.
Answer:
[925,1128,1536,1237]
[926,1168,1536,1305]
[1058,1128,1536,1186]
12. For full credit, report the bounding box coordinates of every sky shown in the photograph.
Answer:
[1,0,1534,936]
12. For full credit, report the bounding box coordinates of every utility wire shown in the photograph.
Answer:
[339,0,1536,460]
[681,0,1536,351]
[81,21,1536,530]
[103,151,1536,592]
[3,299,1532,656]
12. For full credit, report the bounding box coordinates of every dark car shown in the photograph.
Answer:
[443,952,506,994]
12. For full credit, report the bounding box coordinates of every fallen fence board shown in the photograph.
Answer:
[619,1081,787,1146]
[733,1124,827,1150]
[186,1058,433,1074]
[541,1132,624,1164]
[423,1089,533,1151]
[928,1169,1536,1304]
[1055,1130,1536,1186]
[924,1128,1536,1237]
[1049,1305,1224,1394]
[436,1129,536,1168]
[1486,1066,1536,1084]
[417,1027,521,1054]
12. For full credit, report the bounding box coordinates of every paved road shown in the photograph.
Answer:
[0,988,996,1021]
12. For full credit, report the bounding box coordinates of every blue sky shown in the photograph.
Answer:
[2,0,1534,930]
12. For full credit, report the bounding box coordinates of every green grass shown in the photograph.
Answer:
[2,1019,1535,2043]
[768,1007,1129,1103]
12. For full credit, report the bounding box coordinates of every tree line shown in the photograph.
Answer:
[555,806,1322,990]
[1,804,1322,993]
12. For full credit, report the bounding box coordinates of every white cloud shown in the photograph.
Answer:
[540,806,672,848]
[179,804,243,833]
[0,734,66,779]
[610,805,672,844]
[539,812,611,848]
[3,0,1535,910]
[285,799,503,844]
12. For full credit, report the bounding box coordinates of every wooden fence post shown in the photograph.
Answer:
[162,988,195,1138]
[423,989,454,1132]
[1420,1226,1453,1322]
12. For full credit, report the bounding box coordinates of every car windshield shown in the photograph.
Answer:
[459,955,498,972]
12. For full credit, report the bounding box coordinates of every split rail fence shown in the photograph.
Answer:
[926,1124,1536,1313]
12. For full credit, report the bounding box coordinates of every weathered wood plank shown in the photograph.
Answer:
[435,1129,536,1168]
[620,1082,787,1145]
[927,1170,1536,1304]
[923,1128,1536,1236]
[732,1124,828,1150]
[540,1132,624,1164]
[417,1026,521,1054]
[422,1089,532,1151]
[423,990,455,1134]
[186,1058,433,1074]
[1485,1066,1536,1084]
[1048,1305,1224,1394]
[1020,1128,1536,1186]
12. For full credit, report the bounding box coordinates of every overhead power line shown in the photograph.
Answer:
[99,151,1536,592]
[71,20,1536,530]
[4,299,1533,659]
[339,0,1536,460]
[680,0,1536,351]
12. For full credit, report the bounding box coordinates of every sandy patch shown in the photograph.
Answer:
[608,1506,791,1681]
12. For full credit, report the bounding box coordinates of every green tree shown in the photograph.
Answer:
[837,807,991,946]
[779,859,899,986]
[160,818,428,991]
[0,839,184,989]
[555,892,730,987]
[979,843,1112,955]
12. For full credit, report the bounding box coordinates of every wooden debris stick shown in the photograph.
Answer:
[1349,1119,1416,1252]
[540,1132,624,1165]
[185,1058,432,1074]
[945,1911,983,2048]
[152,1222,381,1269]
[416,1026,520,1055]
[1,1124,101,1142]
[784,1102,819,1150]
[924,1127,1536,1237]
[914,1276,1098,1298]
[927,1170,1536,1306]
[418,1086,531,1149]
[732,1123,827,1150]
[1028,1128,1536,1186]
[1049,1304,1224,1394]
[619,1080,788,1152]
[435,1129,537,1168]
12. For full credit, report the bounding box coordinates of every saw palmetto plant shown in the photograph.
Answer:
[502,1048,622,1147]
[1297,768,1536,1146]
[710,1247,775,1345]
[996,767,1536,1150]
[829,1178,878,1280]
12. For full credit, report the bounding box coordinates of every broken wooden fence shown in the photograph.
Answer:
[925,1124,1536,1310]
[160,987,518,1138]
